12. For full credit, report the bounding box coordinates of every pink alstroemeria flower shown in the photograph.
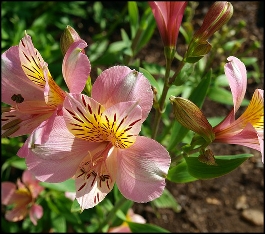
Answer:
[149,1,187,48]
[213,56,264,162]
[18,66,171,210]
[1,31,90,138]
[1,170,44,225]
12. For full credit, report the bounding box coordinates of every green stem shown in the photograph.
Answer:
[96,195,128,232]
[152,59,185,139]
[151,58,172,139]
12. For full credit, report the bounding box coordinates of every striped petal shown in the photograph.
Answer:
[224,56,247,113]
[116,136,170,202]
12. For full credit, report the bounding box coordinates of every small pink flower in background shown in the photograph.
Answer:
[108,208,146,233]
[19,66,171,210]
[1,28,90,140]
[213,56,264,162]
[149,1,187,49]
[1,170,44,225]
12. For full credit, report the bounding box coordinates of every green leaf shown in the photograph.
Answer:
[173,63,194,86]
[127,222,170,233]
[208,86,249,106]
[151,188,182,213]
[185,154,253,179]
[128,1,139,38]
[139,67,161,95]
[51,212,67,232]
[135,7,156,55]
[10,157,27,170]
[167,159,198,183]
[241,57,258,66]
[40,178,75,192]
[71,199,82,213]
[168,70,211,151]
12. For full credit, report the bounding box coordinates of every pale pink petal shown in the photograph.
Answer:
[224,56,247,113]
[76,145,117,209]
[21,116,107,182]
[213,109,235,133]
[128,208,146,223]
[22,170,38,185]
[92,66,153,121]
[1,108,52,138]
[258,135,263,163]
[214,123,261,152]
[1,46,44,105]
[62,40,91,93]
[65,191,76,201]
[108,225,131,233]
[5,204,28,223]
[22,170,44,199]
[29,204,43,226]
[116,136,170,202]
[1,182,16,205]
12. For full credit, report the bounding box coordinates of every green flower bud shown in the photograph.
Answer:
[60,25,83,56]
[170,96,215,142]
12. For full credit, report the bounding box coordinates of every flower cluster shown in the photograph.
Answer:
[1,170,44,225]
[2,26,171,211]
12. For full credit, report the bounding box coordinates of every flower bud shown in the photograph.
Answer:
[184,1,233,63]
[194,1,233,42]
[60,25,83,56]
[170,96,215,142]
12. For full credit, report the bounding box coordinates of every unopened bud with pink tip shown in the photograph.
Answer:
[170,96,215,143]
[184,1,233,63]
[194,1,233,42]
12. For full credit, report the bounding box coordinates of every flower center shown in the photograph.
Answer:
[65,95,141,149]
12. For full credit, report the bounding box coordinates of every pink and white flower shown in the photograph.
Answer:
[1,30,90,139]
[213,56,264,162]
[1,170,44,225]
[19,66,171,209]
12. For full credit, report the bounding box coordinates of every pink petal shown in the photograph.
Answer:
[1,46,44,105]
[5,204,28,223]
[22,115,107,182]
[224,56,247,113]
[22,170,44,199]
[75,145,117,209]
[258,135,263,163]
[127,208,146,223]
[2,108,53,138]
[108,226,131,233]
[29,204,43,226]
[214,123,261,152]
[62,40,91,93]
[92,66,153,121]
[116,136,170,202]
[213,109,235,133]
[1,182,16,205]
